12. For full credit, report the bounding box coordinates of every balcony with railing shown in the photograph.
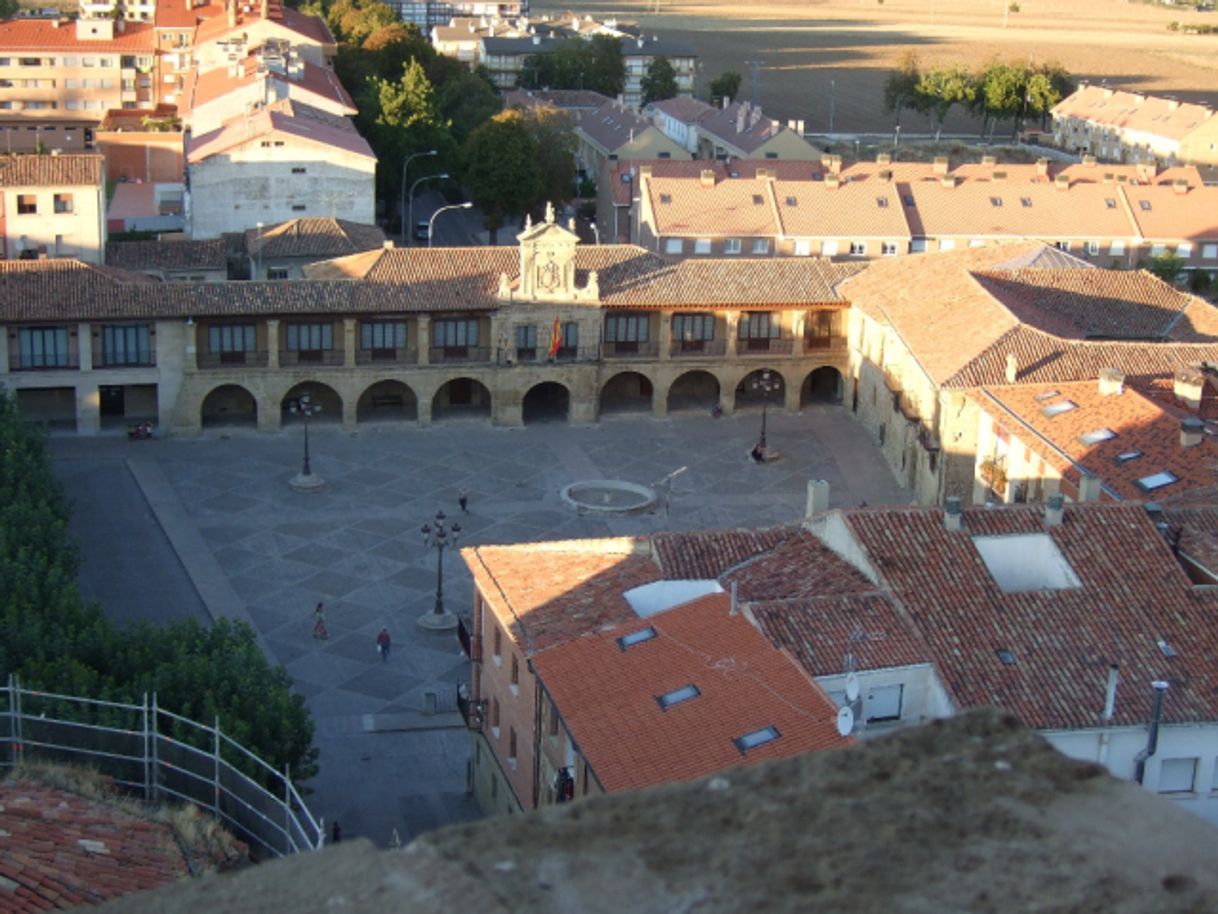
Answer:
[197,350,270,369]
[428,346,491,364]
[458,616,481,662]
[279,349,345,367]
[738,337,795,356]
[803,336,847,353]
[602,341,660,359]
[355,347,417,366]
[12,352,80,372]
[670,339,726,358]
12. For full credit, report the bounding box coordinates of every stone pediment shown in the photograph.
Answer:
[510,202,599,303]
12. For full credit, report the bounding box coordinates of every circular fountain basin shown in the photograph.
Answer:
[561,480,658,515]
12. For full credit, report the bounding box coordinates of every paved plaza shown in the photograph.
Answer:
[50,403,910,848]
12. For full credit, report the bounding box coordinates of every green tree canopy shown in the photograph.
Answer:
[437,70,502,145]
[914,64,976,138]
[0,0,20,19]
[883,51,921,126]
[708,71,741,107]
[1147,252,1186,284]
[640,56,678,106]
[519,36,625,97]
[462,110,543,241]
[523,105,577,210]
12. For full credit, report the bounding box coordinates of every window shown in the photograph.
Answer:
[101,324,151,366]
[785,196,798,206]
[1177,243,1193,258]
[693,239,711,255]
[493,625,502,662]
[822,240,839,256]
[360,320,406,356]
[1105,197,1117,209]
[751,194,764,205]
[508,727,518,768]
[617,626,657,650]
[1137,471,1179,492]
[1078,428,1116,445]
[989,196,1002,207]
[1055,241,1071,252]
[490,697,500,732]
[1020,197,1032,208]
[65,78,80,89]
[881,242,898,256]
[291,204,307,212]
[876,197,888,208]
[865,683,903,722]
[734,726,780,754]
[995,649,1016,665]
[558,321,578,355]
[82,57,96,67]
[209,324,256,358]
[285,322,332,357]
[939,239,956,251]
[18,327,71,369]
[1158,758,1198,794]
[657,151,670,159]
[1115,450,1143,463]
[1042,400,1078,417]
[1085,241,1099,256]
[16,194,36,215]
[605,314,649,343]
[510,654,520,691]
[1110,240,1126,256]
[794,240,811,256]
[849,241,867,256]
[673,313,715,342]
[1150,244,1167,258]
[515,324,537,359]
[664,238,683,254]
[764,151,778,159]
[291,166,306,174]
[902,194,915,206]
[1139,199,1152,211]
[433,319,479,348]
[751,239,770,254]
[1204,244,1218,260]
[548,700,560,737]
[659,193,672,204]
[656,684,700,710]
[723,239,741,254]
[266,267,289,280]
[738,312,779,340]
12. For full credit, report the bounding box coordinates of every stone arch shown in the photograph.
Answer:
[802,366,844,405]
[733,368,787,411]
[281,382,342,424]
[600,371,654,416]
[666,370,720,413]
[201,383,257,428]
[432,377,492,421]
[522,381,571,424]
[356,380,419,422]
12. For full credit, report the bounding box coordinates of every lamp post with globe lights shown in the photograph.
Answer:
[418,510,460,631]
[288,392,324,491]
[752,369,781,452]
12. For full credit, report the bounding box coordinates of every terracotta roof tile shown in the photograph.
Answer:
[695,101,814,155]
[105,238,227,271]
[646,175,778,237]
[651,527,790,579]
[187,99,372,162]
[0,18,154,50]
[577,99,673,154]
[245,218,385,258]
[774,179,910,239]
[1120,184,1218,242]
[720,529,876,602]
[0,154,104,188]
[648,96,717,123]
[530,592,849,793]
[503,89,610,111]
[188,54,355,113]
[1052,84,1216,142]
[192,2,334,48]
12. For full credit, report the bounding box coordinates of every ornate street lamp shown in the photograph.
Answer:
[288,392,324,491]
[751,369,781,451]
[400,149,437,241]
[418,510,460,631]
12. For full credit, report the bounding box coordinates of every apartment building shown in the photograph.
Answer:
[0,153,106,262]
[191,0,337,71]
[186,98,375,238]
[394,0,526,32]
[1052,84,1218,167]
[660,99,818,162]
[574,98,688,188]
[619,35,694,109]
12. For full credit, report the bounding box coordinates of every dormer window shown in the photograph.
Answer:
[877,197,889,208]
[751,194,764,205]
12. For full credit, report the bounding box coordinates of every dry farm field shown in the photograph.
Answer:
[535,0,1218,134]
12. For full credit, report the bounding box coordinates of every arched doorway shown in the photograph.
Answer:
[433,377,491,421]
[734,368,786,412]
[201,384,257,428]
[523,382,570,424]
[281,382,342,424]
[356,380,418,422]
[802,367,843,405]
[666,370,720,413]
[600,371,653,416]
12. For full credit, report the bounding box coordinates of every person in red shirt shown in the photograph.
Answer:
[376,628,391,662]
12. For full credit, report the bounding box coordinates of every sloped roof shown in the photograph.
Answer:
[649,96,717,124]
[530,592,849,794]
[0,153,104,187]
[773,179,910,239]
[646,175,779,236]
[188,55,355,113]
[0,17,154,49]
[695,101,812,155]
[577,99,674,154]
[245,218,385,258]
[106,238,228,271]
[192,2,334,48]
[1052,84,1216,143]
[1120,184,1218,242]
[503,89,610,111]
[187,99,373,162]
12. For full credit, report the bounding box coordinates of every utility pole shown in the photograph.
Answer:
[745,60,763,108]
[829,79,835,134]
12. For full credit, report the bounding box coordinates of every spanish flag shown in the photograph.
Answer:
[548,316,562,358]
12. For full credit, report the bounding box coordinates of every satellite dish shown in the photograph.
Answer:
[845,672,860,703]
[836,705,854,737]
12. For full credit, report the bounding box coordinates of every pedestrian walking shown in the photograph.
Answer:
[312,602,328,640]
[458,489,469,514]
[376,627,391,662]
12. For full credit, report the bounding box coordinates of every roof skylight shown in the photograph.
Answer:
[877,197,889,208]
[1139,200,1152,211]
[1105,198,1117,208]
[1034,389,1061,402]
[751,194,764,205]
[1078,428,1117,445]
[1041,400,1078,417]
[659,193,672,204]
[996,649,1016,665]
[734,726,781,754]
[1137,471,1179,492]
[1020,197,1032,207]
[617,627,657,651]
[990,196,1002,207]
[785,196,797,206]
[1116,450,1143,462]
[656,684,701,710]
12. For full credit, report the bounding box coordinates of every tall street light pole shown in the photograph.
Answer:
[288,391,324,491]
[408,173,448,248]
[400,149,437,242]
[418,510,460,631]
[751,369,780,451]
[428,202,473,247]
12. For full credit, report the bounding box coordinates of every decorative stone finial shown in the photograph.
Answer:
[585,269,599,299]
[497,272,510,299]
[545,201,555,224]
[525,213,533,230]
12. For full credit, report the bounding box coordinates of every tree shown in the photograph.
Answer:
[978,62,1027,139]
[522,105,577,210]
[709,71,742,107]
[436,71,502,145]
[640,56,678,106]
[462,110,542,243]
[518,37,624,97]
[1147,252,1186,285]
[585,35,626,97]
[883,51,921,127]
[914,64,975,140]
[0,0,20,19]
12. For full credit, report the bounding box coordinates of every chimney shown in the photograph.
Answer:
[382,239,394,249]
[932,156,949,176]
[1174,366,1205,410]
[1005,353,1018,383]
[943,496,962,532]
[1180,416,1204,448]
[1168,99,1180,111]
[699,168,716,188]
[825,173,840,189]
[1035,157,1050,177]
[1044,493,1064,528]
[1078,471,1102,503]
[729,580,738,616]
[721,94,730,110]
[1135,161,1155,184]
[939,174,958,188]
[981,155,996,166]
[1098,367,1125,396]
[876,153,891,165]
[1082,154,1097,166]
[227,0,236,27]
[1102,664,1119,723]
[806,479,830,517]
[1054,174,1070,191]
[1172,178,1189,195]
[260,0,267,17]
[639,165,652,178]
[829,155,842,175]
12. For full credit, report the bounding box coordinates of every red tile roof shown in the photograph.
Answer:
[650,527,791,579]
[840,503,1218,730]
[0,154,103,187]
[105,238,227,271]
[1052,84,1216,143]
[530,592,849,793]
[1120,184,1218,242]
[775,178,910,240]
[155,0,223,29]
[0,17,154,49]
[192,2,334,48]
[187,99,372,162]
[645,175,778,237]
[245,217,384,258]
[188,55,355,113]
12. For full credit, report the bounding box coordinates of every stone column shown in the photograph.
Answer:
[652,377,669,419]
[77,322,93,372]
[657,309,672,361]
[183,320,198,373]
[0,331,8,374]
[724,312,739,359]
[266,319,280,370]
[417,390,433,426]
[416,316,430,367]
[343,317,356,368]
[75,384,100,435]
[784,379,801,413]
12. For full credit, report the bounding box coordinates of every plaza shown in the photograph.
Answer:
[50,403,909,846]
